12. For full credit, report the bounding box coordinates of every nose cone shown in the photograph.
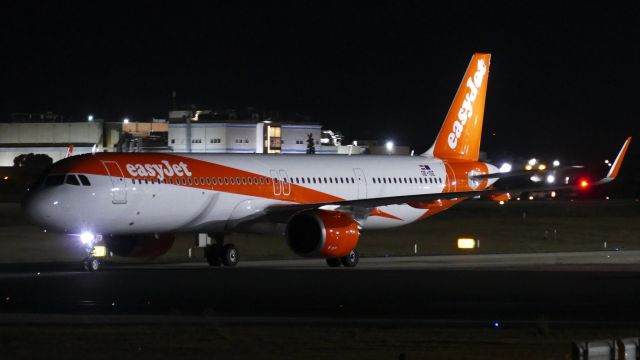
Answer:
[22,187,67,231]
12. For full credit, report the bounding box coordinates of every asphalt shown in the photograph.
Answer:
[1,251,640,323]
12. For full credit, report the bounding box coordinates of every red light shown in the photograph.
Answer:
[579,179,589,189]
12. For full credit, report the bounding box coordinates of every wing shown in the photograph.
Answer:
[265,137,632,223]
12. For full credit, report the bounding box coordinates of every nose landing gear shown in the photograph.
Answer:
[82,234,106,272]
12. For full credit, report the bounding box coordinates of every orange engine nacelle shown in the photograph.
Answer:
[106,233,175,257]
[286,210,360,258]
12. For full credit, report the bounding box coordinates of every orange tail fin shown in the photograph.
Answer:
[423,53,491,161]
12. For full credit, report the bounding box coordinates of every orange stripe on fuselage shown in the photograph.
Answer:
[51,153,344,204]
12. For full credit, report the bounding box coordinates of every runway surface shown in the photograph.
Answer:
[1,251,639,323]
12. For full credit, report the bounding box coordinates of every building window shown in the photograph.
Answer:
[210,138,221,144]
[295,140,304,144]
[171,139,175,144]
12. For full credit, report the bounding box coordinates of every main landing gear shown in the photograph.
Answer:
[204,234,239,267]
[326,249,359,268]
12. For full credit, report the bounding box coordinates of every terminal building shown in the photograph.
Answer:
[0,108,407,166]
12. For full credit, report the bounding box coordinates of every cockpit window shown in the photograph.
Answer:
[65,175,80,185]
[78,175,91,186]
[44,175,65,186]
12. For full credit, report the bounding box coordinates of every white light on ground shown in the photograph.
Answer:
[123,118,130,124]
[499,163,512,173]
[552,160,560,167]
[457,238,476,249]
[385,141,394,152]
[530,175,541,182]
[80,232,95,245]
[529,196,534,200]
[528,158,537,166]
[546,175,555,183]
[88,115,94,122]
[551,191,557,198]
[498,200,505,205]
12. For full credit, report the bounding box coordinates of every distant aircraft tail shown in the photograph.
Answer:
[423,53,491,161]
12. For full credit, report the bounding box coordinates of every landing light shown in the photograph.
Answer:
[528,158,537,166]
[525,164,533,171]
[546,175,555,184]
[538,164,547,171]
[552,160,560,167]
[80,232,95,245]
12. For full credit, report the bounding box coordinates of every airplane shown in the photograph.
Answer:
[22,53,631,271]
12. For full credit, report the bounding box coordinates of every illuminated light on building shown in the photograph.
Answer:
[385,141,394,152]
[546,175,555,183]
[499,163,512,173]
[525,164,533,171]
[538,164,547,170]
[123,118,130,124]
[529,196,534,200]
[551,191,557,198]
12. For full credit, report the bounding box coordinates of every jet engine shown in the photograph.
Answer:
[106,233,175,257]
[286,210,359,258]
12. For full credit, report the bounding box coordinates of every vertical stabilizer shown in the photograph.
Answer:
[423,53,491,161]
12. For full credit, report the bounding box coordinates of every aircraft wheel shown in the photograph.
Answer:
[326,257,342,267]
[340,249,359,268]
[221,244,239,267]
[205,245,221,267]
[83,257,100,272]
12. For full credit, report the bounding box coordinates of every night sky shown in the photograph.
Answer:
[3,2,639,173]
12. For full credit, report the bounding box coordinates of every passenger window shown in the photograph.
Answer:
[301,178,305,184]
[230,178,235,185]
[236,177,240,184]
[218,177,222,184]
[260,177,264,184]
[206,177,210,185]
[194,178,199,185]
[248,177,252,185]
[242,177,247,185]
[75,175,90,186]
[393,178,397,184]
[200,177,205,184]
[65,175,80,186]
[340,178,344,183]
[266,178,270,184]
[224,178,229,185]
[351,178,355,183]
[212,178,216,185]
